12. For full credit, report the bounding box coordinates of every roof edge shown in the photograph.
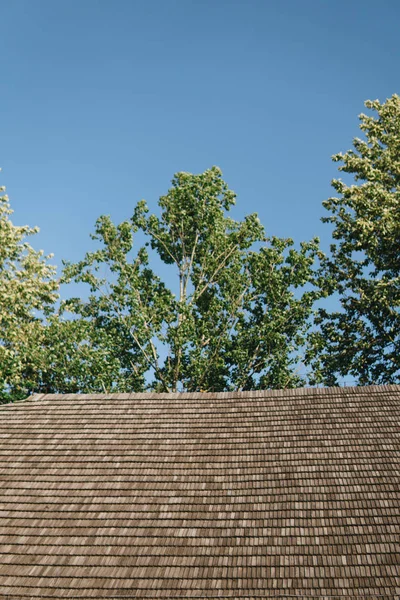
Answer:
[16,383,400,402]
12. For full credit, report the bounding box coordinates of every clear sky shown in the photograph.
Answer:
[1,0,399,279]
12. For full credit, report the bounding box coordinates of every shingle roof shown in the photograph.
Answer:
[0,385,399,599]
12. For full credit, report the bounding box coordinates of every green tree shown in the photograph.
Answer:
[0,180,59,402]
[36,316,146,394]
[62,167,321,392]
[309,95,400,385]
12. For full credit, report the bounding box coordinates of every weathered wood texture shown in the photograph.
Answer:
[0,386,399,598]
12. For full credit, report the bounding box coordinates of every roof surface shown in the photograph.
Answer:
[0,385,399,599]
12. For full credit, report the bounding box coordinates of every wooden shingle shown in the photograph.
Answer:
[0,385,399,598]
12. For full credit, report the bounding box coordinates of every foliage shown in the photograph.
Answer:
[35,317,148,395]
[62,167,321,392]
[0,180,59,402]
[4,96,400,398]
[308,95,400,385]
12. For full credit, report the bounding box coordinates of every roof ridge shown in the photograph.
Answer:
[22,383,400,402]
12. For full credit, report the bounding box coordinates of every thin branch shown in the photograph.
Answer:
[143,224,180,268]
[188,242,239,308]
[82,272,170,392]
[184,230,199,299]
[131,288,170,391]
[195,283,249,391]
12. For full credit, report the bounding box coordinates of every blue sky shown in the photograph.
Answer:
[1,0,399,279]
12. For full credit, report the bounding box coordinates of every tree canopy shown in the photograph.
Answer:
[0,181,58,402]
[62,167,321,392]
[1,95,399,401]
[309,94,400,385]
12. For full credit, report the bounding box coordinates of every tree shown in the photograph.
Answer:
[62,167,321,392]
[34,316,145,395]
[0,179,59,402]
[308,95,400,385]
